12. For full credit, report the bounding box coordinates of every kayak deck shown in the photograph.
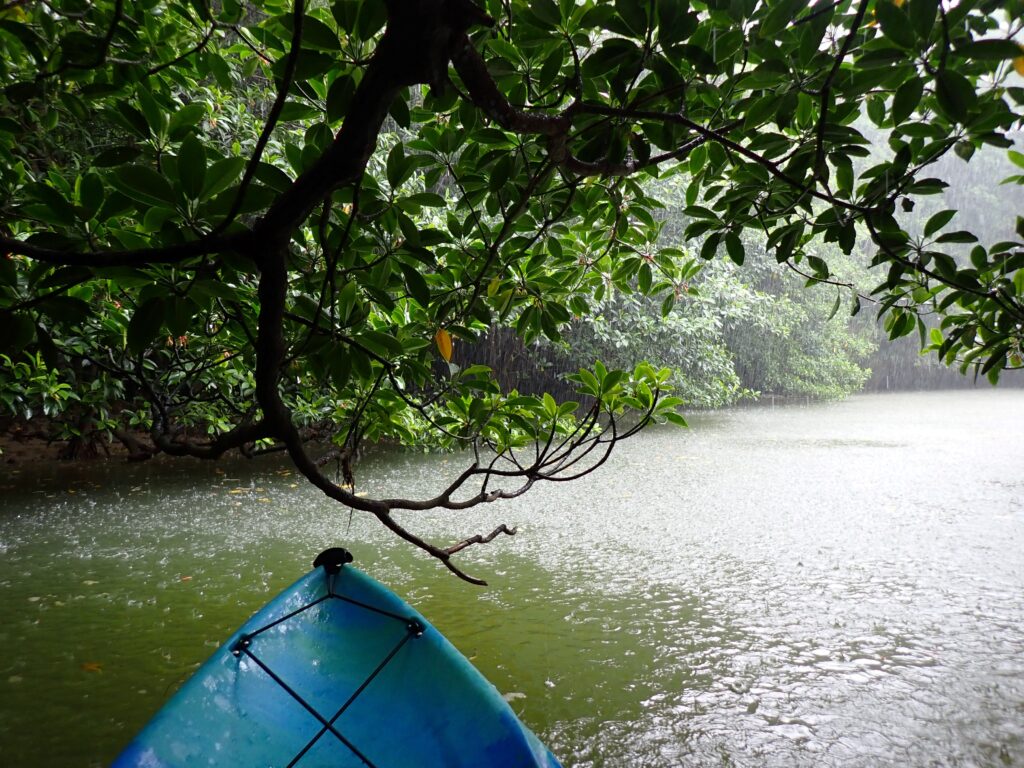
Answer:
[113,551,561,767]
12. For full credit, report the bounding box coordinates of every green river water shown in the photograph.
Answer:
[1,390,1023,767]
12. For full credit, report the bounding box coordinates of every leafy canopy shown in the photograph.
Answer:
[0,0,1021,581]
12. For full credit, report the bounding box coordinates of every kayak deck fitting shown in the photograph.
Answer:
[113,548,562,767]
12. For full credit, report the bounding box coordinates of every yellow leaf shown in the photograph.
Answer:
[487,276,500,297]
[0,6,27,20]
[435,328,453,361]
[1015,56,1024,77]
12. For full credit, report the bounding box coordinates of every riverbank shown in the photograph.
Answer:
[0,386,998,468]
[0,431,138,465]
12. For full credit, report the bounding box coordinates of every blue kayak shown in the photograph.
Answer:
[113,549,562,767]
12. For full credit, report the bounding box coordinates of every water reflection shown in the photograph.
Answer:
[1,391,1023,766]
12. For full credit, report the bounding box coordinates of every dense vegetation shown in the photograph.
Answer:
[1,0,1022,579]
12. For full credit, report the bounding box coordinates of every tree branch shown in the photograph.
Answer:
[0,233,243,268]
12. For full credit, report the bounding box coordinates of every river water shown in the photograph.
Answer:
[1,390,1022,767]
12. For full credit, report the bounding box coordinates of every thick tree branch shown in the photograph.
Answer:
[0,233,243,268]
[256,0,493,238]
[151,420,272,459]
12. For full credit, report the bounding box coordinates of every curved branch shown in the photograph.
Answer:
[445,524,517,555]
[151,420,272,459]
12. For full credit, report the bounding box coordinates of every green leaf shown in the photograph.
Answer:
[660,292,675,318]
[355,330,404,358]
[934,70,977,122]
[167,103,207,140]
[166,297,196,337]
[924,209,956,238]
[0,254,17,288]
[867,94,886,126]
[0,19,46,64]
[127,298,166,354]
[399,262,430,307]
[2,315,35,354]
[206,53,234,89]
[760,0,802,38]
[404,192,445,207]
[700,233,721,261]
[328,348,351,391]
[827,290,842,321]
[834,155,854,195]
[906,0,937,39]
[29,183,77,227]
[202,157,246,200]
[955,39,1023,61]
[386,143,409,188]
[111,166,176,208]
[670,43,717,75]
[744,94,780,131]
[935,230,978,244]
[875,1,915,48]
[279,101,320,121]
[355,0,386,39]
[657,1,697,46]
[93,145,143,167]
[638,261,653,293]
[725,232,745,265]
[177,136,206,200]
[277,13,342,51]
[891,76,923,125]
[326,75,354,123]
[337,280,358,325]
[137,88,169,139]
[614,0,648,35]
[954,140,975,161]
[79,173,105,219]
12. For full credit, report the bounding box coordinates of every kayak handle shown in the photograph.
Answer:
[313,547,354,575]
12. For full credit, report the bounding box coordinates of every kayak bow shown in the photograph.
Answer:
[113,548,562,767]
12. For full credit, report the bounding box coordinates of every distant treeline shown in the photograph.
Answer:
[456,137,1024,406]
[863,335,1024,391]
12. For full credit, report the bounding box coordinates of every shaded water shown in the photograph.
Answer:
[1,390,1023,767]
